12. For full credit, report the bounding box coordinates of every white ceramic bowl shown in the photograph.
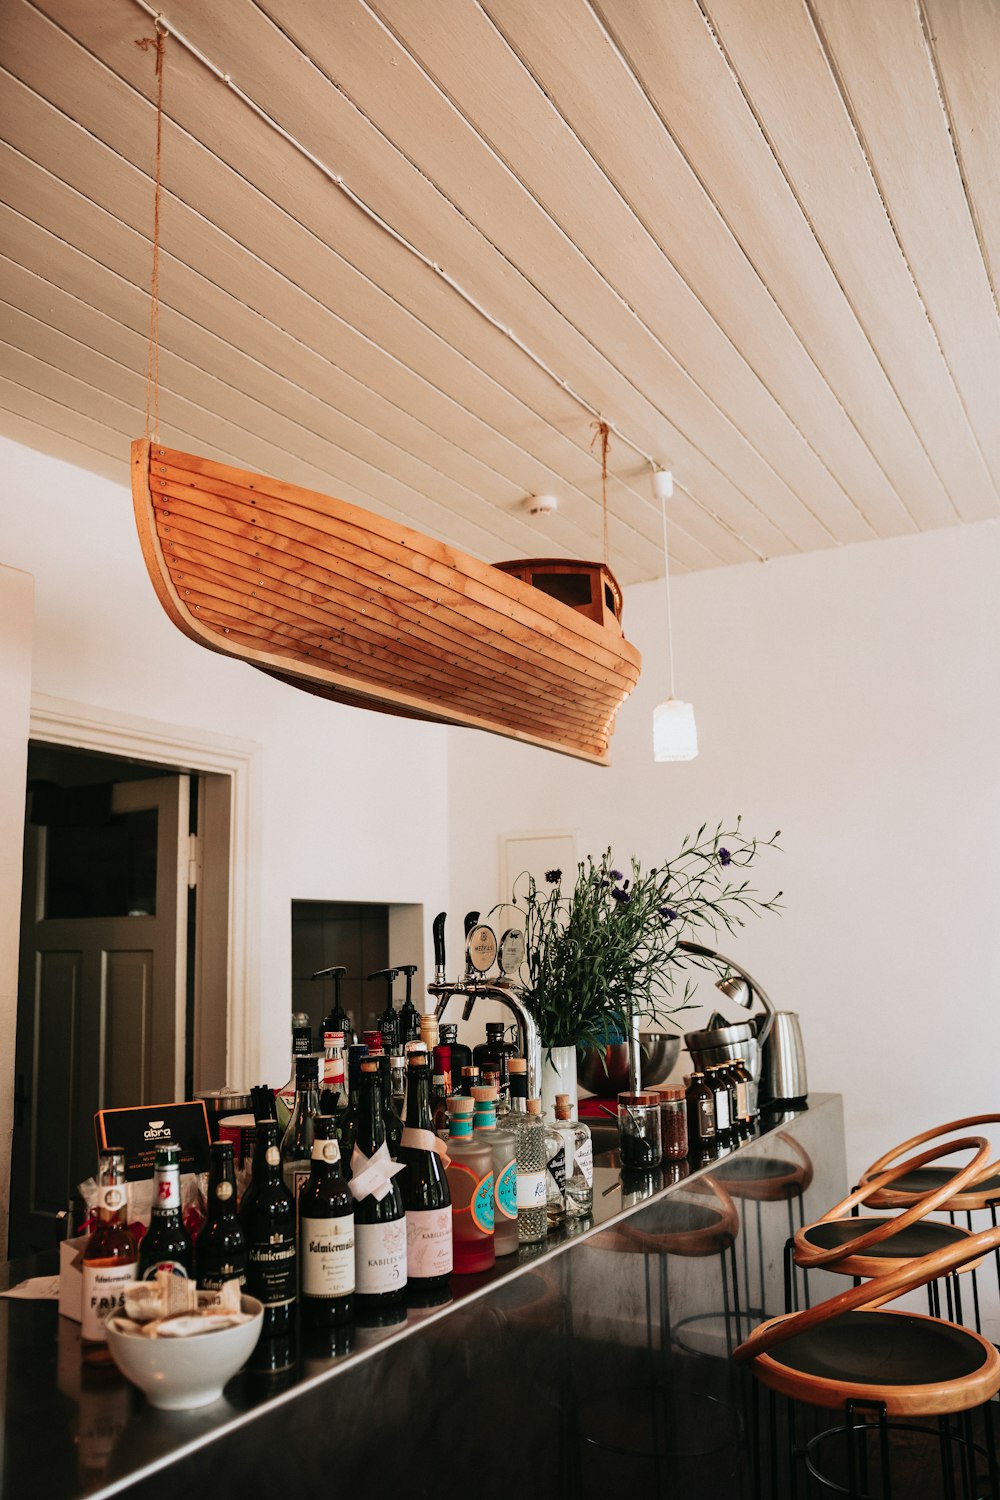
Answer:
[105,1296,263,1410]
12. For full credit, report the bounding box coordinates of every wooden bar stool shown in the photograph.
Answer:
[787,1135,992,1322]
[734,1226,1000,1498]
[713,1131,814,1321]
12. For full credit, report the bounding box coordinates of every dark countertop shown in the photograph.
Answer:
[0,1095,845,1500]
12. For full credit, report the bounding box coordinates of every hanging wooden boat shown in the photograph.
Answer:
[131,440,642,764]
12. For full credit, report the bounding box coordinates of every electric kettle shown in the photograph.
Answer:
[760,1011,808,1105]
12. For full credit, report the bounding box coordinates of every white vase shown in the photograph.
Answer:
[540,1044,578,1121]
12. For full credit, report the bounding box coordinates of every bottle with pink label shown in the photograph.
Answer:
[398,1055,453,1289]
[444,1096,495,1274]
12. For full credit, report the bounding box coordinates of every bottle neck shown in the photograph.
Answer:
[357,1074,386,1154]
[404,1069,433,1130]
[206,1162,239,1221]
[254,1128,282,1183]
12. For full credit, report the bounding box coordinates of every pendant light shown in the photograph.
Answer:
[651,467,698,761]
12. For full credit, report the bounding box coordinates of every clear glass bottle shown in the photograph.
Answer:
[299,1115,354,1326]
[137,1141,193,1281]
[281,1053,321,1201]
[508,1060,546,1244]
[553,1093,594,1217]
[473,1086,519,1257]
[444,1096,495,1274]
[658,1087,689,1160]
[82,1148,137,1355]
[398,1055,453,1288]
[196,1139,247,1291]
[241,1119,297,1331]
[544,1107,567,1230]
[349,1059,407,1306]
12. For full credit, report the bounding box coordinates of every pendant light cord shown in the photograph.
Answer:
[660,486,676,699]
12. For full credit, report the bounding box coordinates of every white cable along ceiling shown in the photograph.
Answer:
[0,0,998,582]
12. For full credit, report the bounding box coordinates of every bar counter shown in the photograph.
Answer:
[1,1095,845,1500]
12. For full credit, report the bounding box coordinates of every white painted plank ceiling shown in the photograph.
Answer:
[0,0,997,581]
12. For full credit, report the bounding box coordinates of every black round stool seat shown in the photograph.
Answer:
[887,1167,1000,1198]
[754,1309,999,1413]
[801,1217,970,1259]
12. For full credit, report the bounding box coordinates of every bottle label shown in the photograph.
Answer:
[301,1214,355,1298]
[697,1096,715,1137]
[349,1142,406,1203]
[472,1171,494,1234]
[265,1145,281,1168]
[81,1261,137,1341]
[140,1259,189,1282]
[445,1161,494,1233]
[547,1144,566,1194]
[311,1138,342,1165]
[153,1168,180,1211]
[574,1136,594,1187]
[405,1206,453,1278]
[715,1090,730,1131]
[516,1168,546,1209]
[95,1184,127,1214]
[247,1236,297,1307]
[495,1158,517,1220]
[199,1267,246,1292]
[355,1219,407,1295]
[214,1180,235,1202]
[399,1126,448,1160]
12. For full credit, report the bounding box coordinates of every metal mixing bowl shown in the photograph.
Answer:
[577,1032,682,1095]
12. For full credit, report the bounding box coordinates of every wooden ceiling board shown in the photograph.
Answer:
[806,0,1000,495]
[553,0,962,534]
[7,0,765,572]
[704,0,1000,523]
[0,0,996,596]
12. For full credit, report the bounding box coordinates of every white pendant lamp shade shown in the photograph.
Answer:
[653,697,698,761]
[652,467,698,761]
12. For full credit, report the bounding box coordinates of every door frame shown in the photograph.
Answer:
[27,692,261,1097]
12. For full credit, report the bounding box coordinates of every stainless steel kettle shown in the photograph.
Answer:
[760,1011,808,1105]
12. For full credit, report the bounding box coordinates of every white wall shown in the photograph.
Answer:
[448,519,1000,1179]
[0,438,451,1089]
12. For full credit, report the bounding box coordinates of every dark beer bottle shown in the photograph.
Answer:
[299,1116,355,1326]
[196,1140,247,1291]
[241,1119,297,1330]
[137,1142,194,1281]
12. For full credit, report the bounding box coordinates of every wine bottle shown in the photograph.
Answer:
[397,1055,452,1288]
[82,1148,137,1356]
[137,1141,194,1280]
[336,1043,369,1176]
[197,1139,248,1291]
[445,1096,495,1274]
[241,1119,297,1330]
[299,1115,355,1326]
[348,1059,407,1305]
[280,1053,321,1201]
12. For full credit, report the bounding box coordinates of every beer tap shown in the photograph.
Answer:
[427,911,540,1099]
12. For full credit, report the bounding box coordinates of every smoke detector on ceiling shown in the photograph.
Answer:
[522,493,559,517]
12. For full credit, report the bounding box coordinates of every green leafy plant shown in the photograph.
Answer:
[496,819,781,1049]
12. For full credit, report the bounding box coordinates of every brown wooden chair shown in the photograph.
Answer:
[788,1135,992,1322]
[735,1225,1000,1498]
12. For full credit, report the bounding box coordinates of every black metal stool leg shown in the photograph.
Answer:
[787,1396,799,1500]
[940,1413,958,1500]
[984,1391,1000,1495]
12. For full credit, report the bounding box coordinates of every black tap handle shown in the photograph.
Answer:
[464,911,480,939]
[433,913,447,972]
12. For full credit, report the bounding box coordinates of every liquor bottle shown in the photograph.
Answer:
[473,1022,518,1095]
[388,1048,407,1116]
[716,1062,741,1135]
[336,1043,369,1176]
[349,1059,407,1305]
[553,1093,594,1218]
[320,1030,346,1114]
[508,1060,546,1244]
[275,1011,315,1131]
[458,1065,481,1097]
[444,1096,495,1274]
[281,1054,321,1201]
[438,1023,472,1086]
[707,1065,733,1141]
[197,1139,247,1291]
[398,1055,452,1288]
[82,1148,137,1354]
[241,1119,297,1330]
[299,1115,355,1326]
[431,1072,451,1138]
[397,964,422,1044]
[473,1086,518,1256]
[685,1071,716,1148]
[419,1010,439,1058]
[731,1055,755,1126]
[316,963,355,1047]
[137,1141,194,1280]
[544,1105,567,1229]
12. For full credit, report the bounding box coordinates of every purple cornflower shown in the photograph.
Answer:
[659,906,678,923]
[610,869,623,881]
[611,886,632,904]
[718,847,732,867]
[544,868,562,884]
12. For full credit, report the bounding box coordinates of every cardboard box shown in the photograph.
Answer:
[58,1235,87,1323]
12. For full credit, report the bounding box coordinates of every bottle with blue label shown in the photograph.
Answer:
[472,1086,518,1257]
[444,1096,495,1274]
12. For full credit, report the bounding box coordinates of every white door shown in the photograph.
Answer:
[10,775,189,1253]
